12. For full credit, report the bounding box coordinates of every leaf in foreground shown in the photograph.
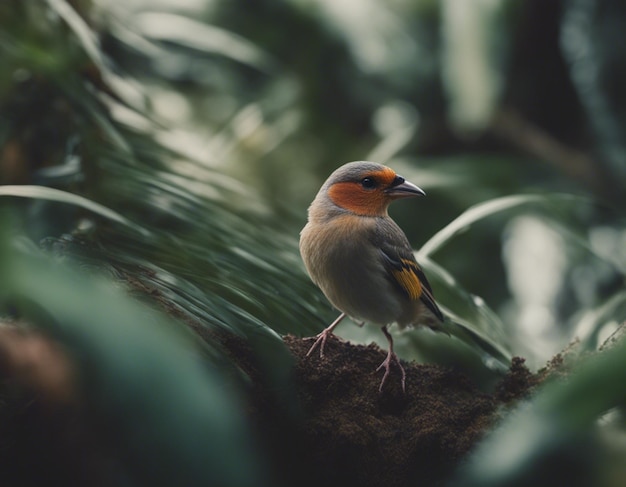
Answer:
[451,331,626,487]
[0,234,263,487]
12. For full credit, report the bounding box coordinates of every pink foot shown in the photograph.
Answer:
[376,351,407,393]
[306,313,347,358]
[377,326,407,393]
[306,328,335,358]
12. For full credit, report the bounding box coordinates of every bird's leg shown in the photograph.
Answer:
[376,326,406,393]
[306,312,347,358]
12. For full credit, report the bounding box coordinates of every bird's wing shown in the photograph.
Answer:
[378,238,444,323]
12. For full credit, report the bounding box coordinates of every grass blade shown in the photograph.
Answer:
[0,185,150,236]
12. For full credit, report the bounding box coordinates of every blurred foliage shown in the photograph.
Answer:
[452,329,626,487]
[0,229,263,487]
[0,0,625,485]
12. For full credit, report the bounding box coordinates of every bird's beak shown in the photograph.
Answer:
[386,177,425,199]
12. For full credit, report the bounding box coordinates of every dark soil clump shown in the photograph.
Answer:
[261,335,535,487]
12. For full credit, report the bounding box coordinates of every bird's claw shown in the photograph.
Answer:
[306,329,334,358]
[306,313,346,358]
[376,351,407,393]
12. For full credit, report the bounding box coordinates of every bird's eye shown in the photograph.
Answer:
[361,177,376,189]
[392,176,405,186]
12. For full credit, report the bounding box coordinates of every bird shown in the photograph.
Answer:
[299,161,446,392]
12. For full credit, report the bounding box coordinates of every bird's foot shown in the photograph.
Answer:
[306,313,347,358]
[306,328,335,358]
[376,350,407,393]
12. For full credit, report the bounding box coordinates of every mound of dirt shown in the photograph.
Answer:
[241,334,540,487]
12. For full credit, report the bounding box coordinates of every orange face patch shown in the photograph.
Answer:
[371,167,398,186]
[327,168,398,216]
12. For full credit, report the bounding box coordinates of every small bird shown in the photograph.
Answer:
[300,161,445,392]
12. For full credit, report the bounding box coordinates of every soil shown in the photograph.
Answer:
[244,334,541,487]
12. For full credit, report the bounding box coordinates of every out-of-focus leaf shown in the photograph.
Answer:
[441,0,506,132]
[450,334,626,487]
[44,0,150,114]
[367,100,419,162]
[0,230,264,487]
[418,194,574,258]
[562,0,626,185]
[575,290,626,350]
[311,0,417,75]
[0,185,150,237]
[422,256,510,364]
[132,12,276,72]
[45,0,105,70]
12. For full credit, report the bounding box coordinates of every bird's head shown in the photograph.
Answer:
[315,161,425,218]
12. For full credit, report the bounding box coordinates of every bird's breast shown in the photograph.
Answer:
[300,215,404,325]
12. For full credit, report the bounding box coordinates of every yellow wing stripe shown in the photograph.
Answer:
[392,260,423,300]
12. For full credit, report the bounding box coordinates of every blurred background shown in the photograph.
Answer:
[1,0,625,486]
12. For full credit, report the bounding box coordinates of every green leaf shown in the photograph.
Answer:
[45,0,105,70]
[418,194,578,258]
[0,232,263,487]
[0,185,150,237]
[421,257,510,365]
[451,332,626,487]
[132,12,276,72]
[576,290,626,350]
